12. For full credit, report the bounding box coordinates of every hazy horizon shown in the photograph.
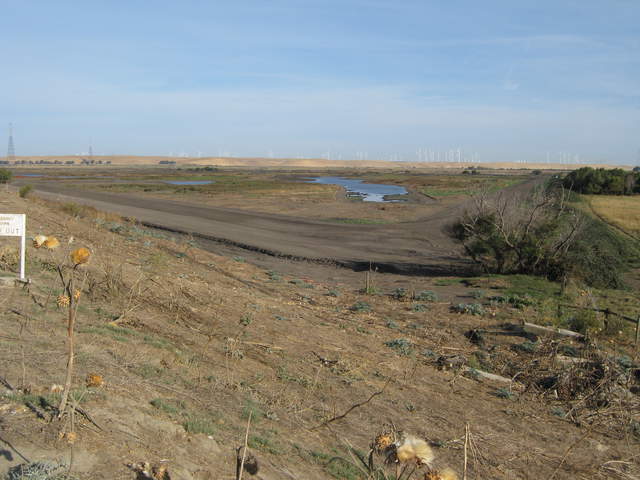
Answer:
[2,1,639,165]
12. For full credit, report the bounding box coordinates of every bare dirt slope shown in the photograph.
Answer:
[0,191,638,479]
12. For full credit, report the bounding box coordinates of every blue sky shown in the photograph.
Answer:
[1,1,639,163]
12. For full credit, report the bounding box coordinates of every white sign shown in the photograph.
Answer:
[0,214,26,280]
[0,214,25,237]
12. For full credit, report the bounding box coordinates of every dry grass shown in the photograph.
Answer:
[586,195,640,237]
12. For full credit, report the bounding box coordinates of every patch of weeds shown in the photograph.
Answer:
[311,449,362,480]
[362,285,379,295]
[239,314,253,326]
[267,270,282,281]
[405,402,416,412]
[513,340,538,353]
[233,256,245,263]
[182,416,216,435]
[558,344,579,357]
[248,434,284,455]
[5,461,79,480]
[616,355,634,369]
[143,335,174,350]
[276,366,311,387]
[567,310,601,335]
[133,363,163,379]
[356,326,370,334]
[326,289,340,297]
[150,398,185,416]
[488,294,534,309]
[242,398,266,423]
[350,301,372,313]
[421,348,437,359]
[551,407,566,418]
[450,303,485,315]
[494,388,516,400]
[384,338,413,356]
[385,319,399,329]
[274,315,288,321]
[470,289,485,299]
[78,324,138,342]
[414,290,438,302]
[391,287,409,300]
[290,279,314,288]
[411,303,428,312]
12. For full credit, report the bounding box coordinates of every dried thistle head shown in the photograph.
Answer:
[57,295,70,307]
[373,432,395,453]
[64,431,77,444]
[44,236,60,250]
[73,289,81,300]
[86,373,104,388]
[71,247,91,265]
[33,235,48,248]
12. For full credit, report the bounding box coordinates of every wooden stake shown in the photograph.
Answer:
[237,411,252,480]
[463,423,469,480]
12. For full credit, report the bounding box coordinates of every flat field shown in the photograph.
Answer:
[586,194,640,238]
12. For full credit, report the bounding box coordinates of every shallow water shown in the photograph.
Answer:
[164,180,213,185]
[308,177,407,202]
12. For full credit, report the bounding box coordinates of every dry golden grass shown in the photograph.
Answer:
[586,195,640,237]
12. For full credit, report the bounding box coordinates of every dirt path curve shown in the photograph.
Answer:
[27,177,543,275]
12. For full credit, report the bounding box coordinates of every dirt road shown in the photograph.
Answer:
[24,177,541,275]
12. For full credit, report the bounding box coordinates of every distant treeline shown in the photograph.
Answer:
[563,167,640,195]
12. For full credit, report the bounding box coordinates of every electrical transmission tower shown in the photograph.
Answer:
[6,123,15,162]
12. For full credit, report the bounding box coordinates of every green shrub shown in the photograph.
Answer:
[350,301,371,312]
[18,184,33,198]
[391,287,409,300]
[414,290,438,302]
[182,416,216,435]
[384,338,413,356]
[411,303,428,312]
[0,168,12,184]
[451,303,485,315]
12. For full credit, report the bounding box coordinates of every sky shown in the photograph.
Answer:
[1,0,639,164]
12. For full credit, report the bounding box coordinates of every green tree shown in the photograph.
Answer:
[0,168,12,184]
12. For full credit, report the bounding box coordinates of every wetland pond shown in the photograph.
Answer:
[164,180,213,185]
[307,177,408,202]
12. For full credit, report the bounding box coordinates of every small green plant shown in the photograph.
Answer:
[451,303,485,315]
[248,434,284,455]
[233,256,245,262]
[513,340,538,353]
[391,287,409,300]
[470,289,485,299]
[494,388,515,400]
[326,288,340,297]
[411,303,428,312]
[385,319,399,329]
[384,338,413,356]
[290,278,314,288]
[182,415,216,435]
[414,290,438,302]
[18,184,33,198]
[350,301,372,313]
[551,407,566,418]
[267,270,282,281]
[567,310,601,335]
[150,398,184,416]
[242,398,265,422]
[240,314,253,326]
